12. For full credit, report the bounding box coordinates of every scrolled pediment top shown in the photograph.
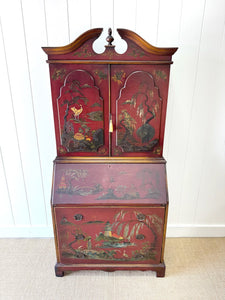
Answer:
[42,27,178,58]
[42,28,103,55]
[117,28,178,56]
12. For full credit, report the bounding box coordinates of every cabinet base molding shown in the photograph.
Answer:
[55,261,166,278]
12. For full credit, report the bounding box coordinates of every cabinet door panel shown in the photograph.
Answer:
[55,206,165,265]
[49,64,109,156]
[111,65,170,157]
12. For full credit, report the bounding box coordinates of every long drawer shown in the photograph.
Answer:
[54,206,166,265]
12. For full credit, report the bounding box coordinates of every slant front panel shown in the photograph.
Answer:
[52,163,167,206]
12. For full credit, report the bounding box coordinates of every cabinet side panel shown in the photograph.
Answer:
[52,206,60,262]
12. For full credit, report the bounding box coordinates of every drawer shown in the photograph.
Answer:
[54,206,165,265]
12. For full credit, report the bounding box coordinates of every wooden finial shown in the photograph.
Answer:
[106,28,114,46]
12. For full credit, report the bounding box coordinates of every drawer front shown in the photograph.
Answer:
[54,206,165,265]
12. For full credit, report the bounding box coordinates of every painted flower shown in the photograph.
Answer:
[153,70,167,81]
[58,146,67,154]
[153,146,161,155]
[98,146,108,155]
[74,132,85,141]
[94,70,107,83]
[113,147,122,156]
[112,71,126,85]
[52,68,66,80]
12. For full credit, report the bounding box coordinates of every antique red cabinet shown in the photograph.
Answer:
[43,28,177,277]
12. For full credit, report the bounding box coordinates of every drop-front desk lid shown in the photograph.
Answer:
[52,163,168,206]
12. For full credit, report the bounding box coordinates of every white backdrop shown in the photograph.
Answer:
[0,0,225,237]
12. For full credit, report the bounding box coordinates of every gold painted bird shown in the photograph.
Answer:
[71,104,83,120]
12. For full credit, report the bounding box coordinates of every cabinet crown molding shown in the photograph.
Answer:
[42,28,103,55]
[42,28,178,57]
[117,28,178,56]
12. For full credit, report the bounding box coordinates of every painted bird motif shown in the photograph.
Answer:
[71,104,83,120]
[122,97,136,107]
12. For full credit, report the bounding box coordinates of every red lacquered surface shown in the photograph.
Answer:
[52,163,168,206]
[49,64,109,156]
[43,28,177,277]
[111,65,170,156]
[54,206,165,265]
[43,28,177,62]
[43,28,177,157]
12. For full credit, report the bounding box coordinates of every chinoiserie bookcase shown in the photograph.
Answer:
[42,28,177,277]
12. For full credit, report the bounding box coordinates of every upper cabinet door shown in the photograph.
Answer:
[43,28,177,158]
[49,64,109,156]
[111,64,170,157]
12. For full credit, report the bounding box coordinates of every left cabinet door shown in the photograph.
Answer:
[49,64,110,156]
